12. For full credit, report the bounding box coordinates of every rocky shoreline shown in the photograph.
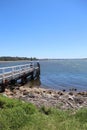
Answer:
[1,85,87,110]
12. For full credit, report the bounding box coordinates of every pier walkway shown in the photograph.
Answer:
[0,62,40,92]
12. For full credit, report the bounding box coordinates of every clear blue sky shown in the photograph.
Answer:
[0,0,87,59]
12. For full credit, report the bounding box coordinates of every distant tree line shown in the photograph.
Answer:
[0,56,37,61]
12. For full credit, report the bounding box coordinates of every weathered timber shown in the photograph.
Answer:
[0,62,40,92]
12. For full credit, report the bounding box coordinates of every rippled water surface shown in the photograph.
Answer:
[0,60,87,91]
[40,60,87,91]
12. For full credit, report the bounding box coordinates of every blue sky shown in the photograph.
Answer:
[0,0,87,59]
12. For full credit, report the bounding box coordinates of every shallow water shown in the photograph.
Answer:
[0,60,87,91]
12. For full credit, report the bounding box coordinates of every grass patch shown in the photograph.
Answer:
[0,94,87,130]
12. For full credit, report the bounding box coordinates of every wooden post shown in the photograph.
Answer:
[9,79,16,90]
[2,68,5,83]
[31,71,34,80]
[21,73,27,85]
[37,62,40,76]
[12,67,14,79]
[0,84,5,92]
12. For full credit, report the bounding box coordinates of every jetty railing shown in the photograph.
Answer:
[0,62,40,83]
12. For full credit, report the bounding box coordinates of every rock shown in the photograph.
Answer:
[77,91,87,97]
[43,90,46,93]
[57,91,64,96]
[28,93,35,98]
[69,88,77,91]
[14,87,20,90]
[2,93,7,97]
[53,94,59,99]
[23,91,29,95]
[68,92,74,95]
[19,87,25,92]
[68,95,74,101]
[62,89,66,92]
[46,94,52,98]
[35,91,40,94]
[47,90,52,94]
[13,90,17,94]
[74,98,84,104]
[5,89,13,96]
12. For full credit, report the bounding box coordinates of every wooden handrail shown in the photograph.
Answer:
[0,63,36,82]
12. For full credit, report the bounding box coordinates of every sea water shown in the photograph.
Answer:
[40,59,87,91]
[0,59,87,91]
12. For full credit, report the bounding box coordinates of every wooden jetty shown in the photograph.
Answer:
[0,62,40,92]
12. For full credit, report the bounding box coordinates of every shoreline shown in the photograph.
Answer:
[1,85,87,110]
[0,60,33,63]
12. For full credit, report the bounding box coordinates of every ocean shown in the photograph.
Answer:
[0,59,87,91]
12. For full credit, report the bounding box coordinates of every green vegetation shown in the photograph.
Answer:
[0,95,87,130]
[0,56,37,61]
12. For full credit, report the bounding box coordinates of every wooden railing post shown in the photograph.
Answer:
[19,66,21,75]
[12,67,14,79]
[2,68,5,83]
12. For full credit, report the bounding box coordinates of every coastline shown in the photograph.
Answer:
[0,60,32,63]
[1,85,87,110]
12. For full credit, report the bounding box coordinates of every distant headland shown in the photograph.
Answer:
[0,56,37,61]
[0,57,87,61]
